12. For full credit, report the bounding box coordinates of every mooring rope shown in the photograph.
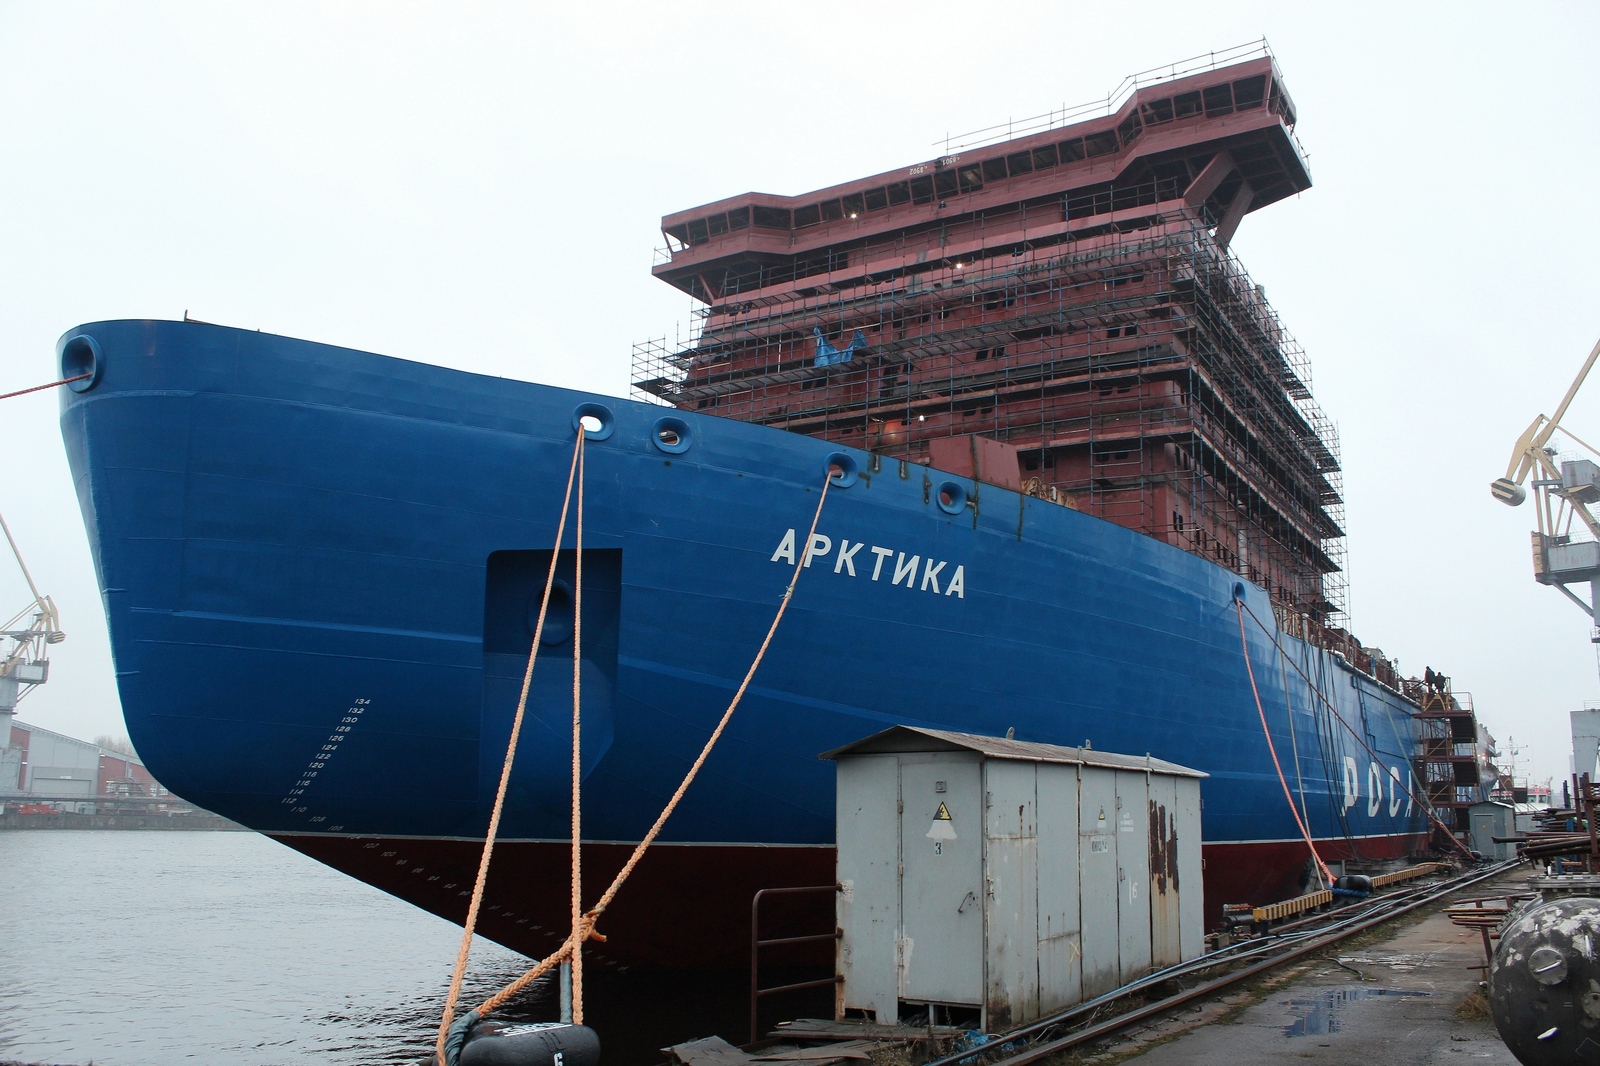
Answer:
[1235,597,1335,888]
[0,373,90,402]
[1235,597,1477,862]
[569,437,585,1025]
[468,469,834,1022]
[434,426,585,1065]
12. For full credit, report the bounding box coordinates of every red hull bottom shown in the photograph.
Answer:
[272,832,1431,970]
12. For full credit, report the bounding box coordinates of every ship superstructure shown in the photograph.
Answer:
[52,47,1473,987]
[637,45,1346,625]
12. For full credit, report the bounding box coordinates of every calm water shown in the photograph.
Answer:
[0,831,554,1065]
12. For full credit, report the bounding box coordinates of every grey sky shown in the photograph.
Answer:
[2,2,1597,792]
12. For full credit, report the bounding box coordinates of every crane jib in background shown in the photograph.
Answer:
[0,509,65,717]
[1491,334,1600,626]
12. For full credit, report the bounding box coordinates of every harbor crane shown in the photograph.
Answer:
[1,509,64,715]
[1491,335,1600,626]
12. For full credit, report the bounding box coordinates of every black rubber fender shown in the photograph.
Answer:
[460,1020,602,1066]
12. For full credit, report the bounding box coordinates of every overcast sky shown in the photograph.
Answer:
[2,2,1598,793]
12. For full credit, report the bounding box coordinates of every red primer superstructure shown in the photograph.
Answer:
[637,49,1350,623]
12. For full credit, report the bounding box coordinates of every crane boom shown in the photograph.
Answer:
[1493,334,1600,620]
[0,509,64,716]
[1497,335,1600,495]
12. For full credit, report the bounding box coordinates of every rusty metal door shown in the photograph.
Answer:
[1146,774,1182,968]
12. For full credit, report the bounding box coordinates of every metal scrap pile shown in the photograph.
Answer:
[1512,798,1594,865]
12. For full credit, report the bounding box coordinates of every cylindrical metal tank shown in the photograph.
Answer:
[1489,876,1600,1066]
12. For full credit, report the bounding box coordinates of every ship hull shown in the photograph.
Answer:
[271,832,1421,970]
[59,320,1428,968]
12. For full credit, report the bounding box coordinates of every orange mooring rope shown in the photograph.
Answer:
[569,438,585,1025]
[1235,597,1335,888]
[1235,598,1477,862]
[434,427,585,1065]
[469,470,834,1021]
[0,373,90,402]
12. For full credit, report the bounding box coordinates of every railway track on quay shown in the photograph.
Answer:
[913,859,1521,1066]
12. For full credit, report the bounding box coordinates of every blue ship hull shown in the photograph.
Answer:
[58,320,1426,968]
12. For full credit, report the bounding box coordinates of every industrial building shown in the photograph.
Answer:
[0,717,168,813]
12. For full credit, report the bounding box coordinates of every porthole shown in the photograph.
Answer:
[651,415,693,454]
[827,452,858,488]
[572,402,615,441]
[937,481,967,515]
[59,334,102,393]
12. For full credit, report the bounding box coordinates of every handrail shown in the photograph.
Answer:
[750,884,841,1043]
[935,40,1277,154]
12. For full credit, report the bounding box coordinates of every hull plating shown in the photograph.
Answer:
[59,321,1427,965]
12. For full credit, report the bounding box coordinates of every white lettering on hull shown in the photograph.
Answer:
[891,553,919,587]
[770,540,1420,825]
[1336,755,1420,823]
[770,529,796,564]
[770,528,966,598]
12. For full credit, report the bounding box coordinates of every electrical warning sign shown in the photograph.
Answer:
[926,802,956,841]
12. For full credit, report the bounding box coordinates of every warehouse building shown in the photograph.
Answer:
[0,717,167,812]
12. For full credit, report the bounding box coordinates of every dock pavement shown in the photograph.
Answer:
[1078,873,1523,1066]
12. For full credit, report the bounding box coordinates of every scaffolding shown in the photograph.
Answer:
[636,203,1346,622]
[1407,679,1484,840]
[635,52,1385,640]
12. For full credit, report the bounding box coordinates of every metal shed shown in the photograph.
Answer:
[823,726,1205,1030]
[1468,800,1516,862]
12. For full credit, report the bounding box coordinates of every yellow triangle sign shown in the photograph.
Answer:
[934,802,952,821]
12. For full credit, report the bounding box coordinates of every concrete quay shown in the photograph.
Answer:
[1071,875,1524,1066]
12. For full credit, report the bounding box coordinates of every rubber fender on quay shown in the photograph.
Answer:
[460,1021,602,1066]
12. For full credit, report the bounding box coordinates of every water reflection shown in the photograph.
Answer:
[1282,987,1431,1037]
